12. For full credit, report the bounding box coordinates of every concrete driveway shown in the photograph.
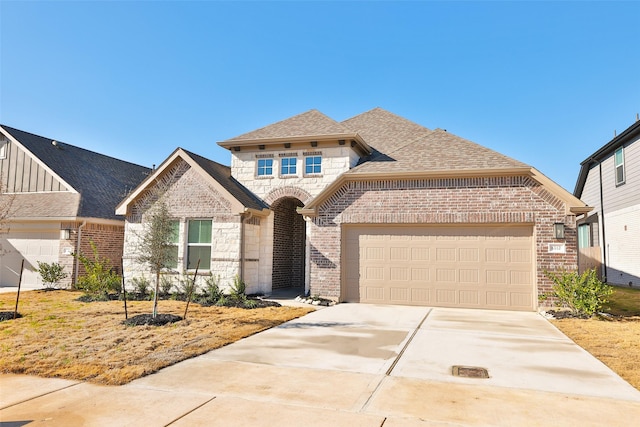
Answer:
[2,304,640,426]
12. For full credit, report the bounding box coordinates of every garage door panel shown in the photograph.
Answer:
[343,225,535,311]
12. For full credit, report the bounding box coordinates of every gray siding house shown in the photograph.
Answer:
[574,118,640,287]
[0,125,150,289]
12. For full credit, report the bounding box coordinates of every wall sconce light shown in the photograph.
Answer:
[258,145,265,150]
[338,139,345,145]
[60,229,71,240]
[310,141,318,147]
[233,146,241,152]
[284,143,291,149]
[553,223,565,239]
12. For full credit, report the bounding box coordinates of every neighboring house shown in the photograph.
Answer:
[574,118,640,287]
[0,125,150,288]
[118,108,590,311]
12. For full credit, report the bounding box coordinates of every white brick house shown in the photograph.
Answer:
[117,108,590,311]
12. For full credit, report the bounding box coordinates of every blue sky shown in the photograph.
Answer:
[1,1,639,193]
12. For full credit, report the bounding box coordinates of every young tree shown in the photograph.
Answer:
[136,201,177,318]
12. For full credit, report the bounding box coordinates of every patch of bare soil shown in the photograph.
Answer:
[0,290,313,385]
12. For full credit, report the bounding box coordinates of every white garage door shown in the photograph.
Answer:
[0,227,60,287]
[343,225,535,311]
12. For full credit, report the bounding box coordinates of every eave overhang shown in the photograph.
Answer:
[218,133,372,157]
[299,167,592,217]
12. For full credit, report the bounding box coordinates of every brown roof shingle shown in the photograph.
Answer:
[227,109,352,141]
[349,129,528,174]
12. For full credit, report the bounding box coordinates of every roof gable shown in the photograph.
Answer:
[1,125,150,220]
[226,109,352,141]
[116,148,268,216]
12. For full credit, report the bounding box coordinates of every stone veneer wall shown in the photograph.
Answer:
[122,161,244,292]
[230,145,359,200]
[308,176,578,307]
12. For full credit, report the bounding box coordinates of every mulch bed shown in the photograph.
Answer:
[122,313,183,326]
[0,312,22,322]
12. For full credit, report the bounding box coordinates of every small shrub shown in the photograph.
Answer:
[130,277,151,299]
[159,275,174,298]
[545,269,613,316]
[197,275,222,305]
[34,262,68,289]
[172,274,196,301]
[229,275,246,299]
[75,241,121,298]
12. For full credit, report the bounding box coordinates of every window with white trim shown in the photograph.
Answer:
[164,220,180,269]
[280,157,297,176]
[187,220,212,269]
[305,155,322,175]
[257,158,273,176]
[614,147,625,186]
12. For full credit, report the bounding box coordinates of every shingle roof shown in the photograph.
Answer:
[348,128,528,174]
[1,125,150,220]
[341,107,433,158]
[181,149,269,211]
[227,109,352,141]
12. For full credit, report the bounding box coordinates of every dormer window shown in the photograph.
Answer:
[281,157,297,176]
[257,158,273,176]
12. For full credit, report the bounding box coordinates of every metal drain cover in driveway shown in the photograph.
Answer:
[452,365,489,378]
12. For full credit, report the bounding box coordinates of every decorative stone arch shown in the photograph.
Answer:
[264,186,313,207]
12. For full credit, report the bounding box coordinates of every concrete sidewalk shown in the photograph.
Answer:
[2,304,640,426]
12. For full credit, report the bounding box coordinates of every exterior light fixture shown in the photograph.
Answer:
[338,139,345,145]
[284,143,291,148]
[553,223,565,239]
[310,141,318,147]
[258,145,265,150]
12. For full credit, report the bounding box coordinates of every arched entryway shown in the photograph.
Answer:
[271,197,305,291]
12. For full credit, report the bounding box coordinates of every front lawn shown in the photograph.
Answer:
[0,290,312,385]
[551,286,640,390]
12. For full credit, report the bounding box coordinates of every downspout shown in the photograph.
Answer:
[598,161,608,281]
[73,220,87,288]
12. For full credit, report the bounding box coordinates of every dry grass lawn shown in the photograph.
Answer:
[0,290,312,385]
[550,287,640,391]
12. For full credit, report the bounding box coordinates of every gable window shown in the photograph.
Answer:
[257,158,273,176]
[187,219,212,269]
[305,155,322,175]
[614,147,625,186]
[280,157,297,175]
[165,220,180,269]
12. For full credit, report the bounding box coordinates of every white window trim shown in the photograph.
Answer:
[187,219,213,270]
[614,147,625,186]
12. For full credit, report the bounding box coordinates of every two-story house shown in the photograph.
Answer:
[118,108,589,311]
[0,125,150,289]
[574,117,640,287]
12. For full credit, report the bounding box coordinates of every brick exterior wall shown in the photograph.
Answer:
[308,175,578,308]
[59,221,124,287]
[271,197,305,289]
